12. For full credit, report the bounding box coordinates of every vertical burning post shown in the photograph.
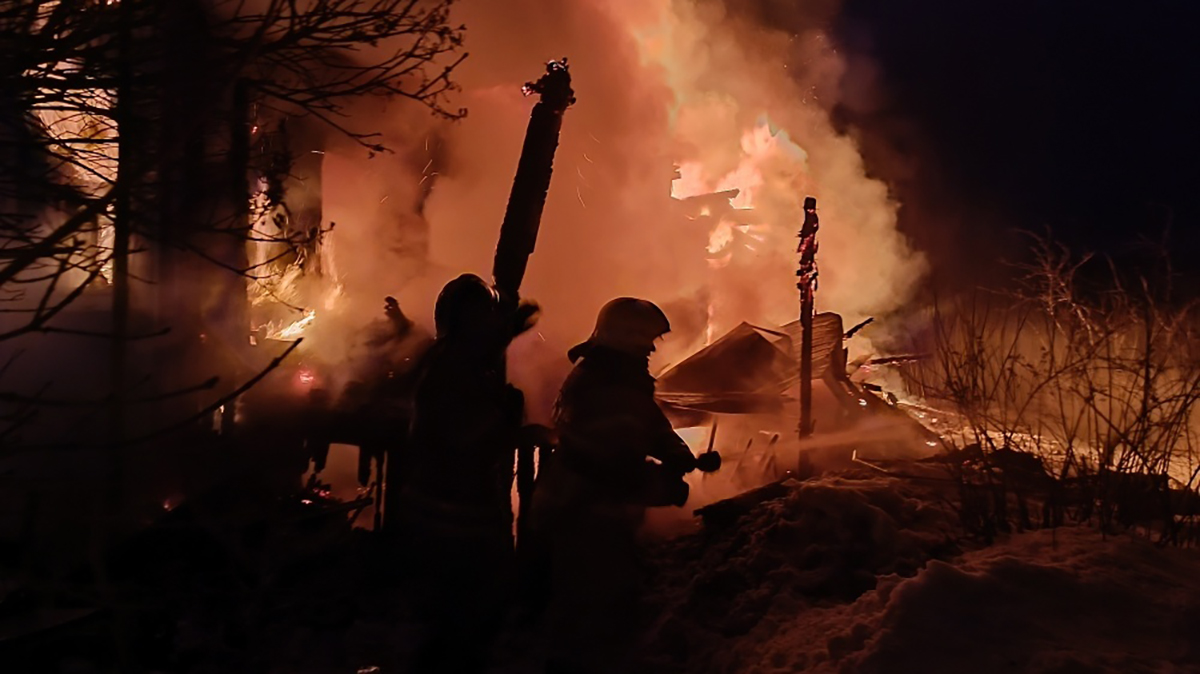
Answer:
[492,58,576,300]
[796,196,819,473]
[490,58,574,548]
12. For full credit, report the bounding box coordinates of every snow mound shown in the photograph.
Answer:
[645,473,1200,674]
[823,528,1200,674]
[645,474,960,668]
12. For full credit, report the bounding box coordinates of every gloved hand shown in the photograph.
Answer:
[511,299,541,338]
[696,450,722,473]
[384,296,412,334]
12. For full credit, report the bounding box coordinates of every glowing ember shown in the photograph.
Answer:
[294,367,318,393]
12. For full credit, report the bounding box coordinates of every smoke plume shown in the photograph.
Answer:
[312,0,927,420]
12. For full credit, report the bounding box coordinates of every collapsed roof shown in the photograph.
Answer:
[656,313,847,421]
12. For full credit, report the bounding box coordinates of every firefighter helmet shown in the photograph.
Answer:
[587,297,671,356]
[434,273,500,338]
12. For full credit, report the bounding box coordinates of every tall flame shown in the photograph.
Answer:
[670,117,811,340]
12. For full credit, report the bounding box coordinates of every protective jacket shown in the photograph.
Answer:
[398,303,527,674]
[538,343,696,513]
[533,342,694,674]
[403,337,522,534]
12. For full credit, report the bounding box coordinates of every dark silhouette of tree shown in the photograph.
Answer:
[0,0,466,441]
[0,6,466,662]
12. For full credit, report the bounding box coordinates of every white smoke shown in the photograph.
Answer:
[308,0,926,419]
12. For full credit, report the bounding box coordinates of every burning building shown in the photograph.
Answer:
[2,0,934,542]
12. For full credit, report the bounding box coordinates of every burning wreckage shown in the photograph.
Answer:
[5,0,1200,669]
[148,57,1092,532]
[229,62,945,535]
[5,36,1192,555]
[0,37,1197,674]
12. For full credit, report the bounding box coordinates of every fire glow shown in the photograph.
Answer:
[310,0,925,365]
[669,117,812,342]
[296,367,316,389]
[274,310,316,340]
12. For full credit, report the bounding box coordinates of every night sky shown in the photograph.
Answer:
[827,0,1200,285]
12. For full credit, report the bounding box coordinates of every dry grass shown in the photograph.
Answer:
[903,237,1200,545]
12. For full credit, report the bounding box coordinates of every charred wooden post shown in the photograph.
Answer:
[796,196,819,476]
[492,58,575,300]
[491,58,573,545]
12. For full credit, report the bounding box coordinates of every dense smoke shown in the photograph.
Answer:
[311,0,926,418]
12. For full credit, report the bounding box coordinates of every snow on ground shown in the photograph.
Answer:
[642,472,1200,674]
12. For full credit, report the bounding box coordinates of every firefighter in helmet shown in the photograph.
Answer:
[533,297,718,674]
[400,272,537,674]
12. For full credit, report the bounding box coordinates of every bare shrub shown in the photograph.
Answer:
[908,237,1200,545]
